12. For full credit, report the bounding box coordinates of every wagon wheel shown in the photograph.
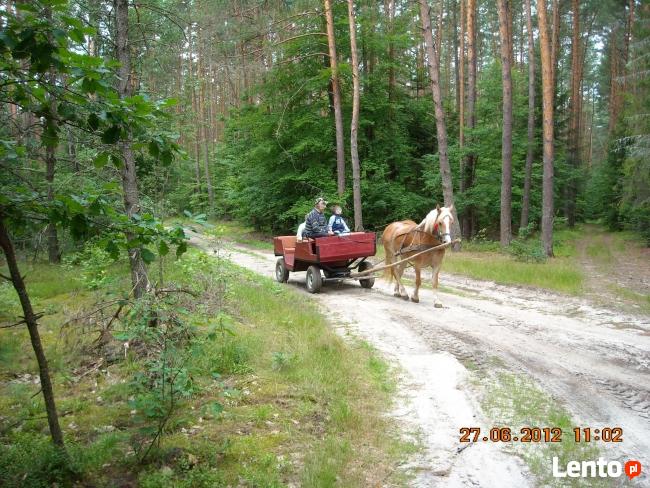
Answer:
[275,258,289,283]
[305,265,322,293]
[358,261,375,289]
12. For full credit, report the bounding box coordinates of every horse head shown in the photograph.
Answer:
[418,204,454,244]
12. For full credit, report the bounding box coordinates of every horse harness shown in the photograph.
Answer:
[394,228,442,256]
[392,212,451,256]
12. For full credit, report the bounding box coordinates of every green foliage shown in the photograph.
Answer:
[506,239,547,263]
[0,432,72,487]
[118,294,200,461]
[63,243,116,289]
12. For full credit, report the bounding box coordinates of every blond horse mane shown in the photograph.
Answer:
[417,206,454,235]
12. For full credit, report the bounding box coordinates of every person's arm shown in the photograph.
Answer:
[304,211,315,236]
[328,215,335,233]
[342,218,350,233]
[315,213,329,234]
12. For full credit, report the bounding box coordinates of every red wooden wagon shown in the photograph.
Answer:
[273,232,376,293]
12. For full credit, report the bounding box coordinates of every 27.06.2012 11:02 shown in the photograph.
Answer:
[459,427,624,443]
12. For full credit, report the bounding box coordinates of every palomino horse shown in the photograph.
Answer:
[381,205,454,307]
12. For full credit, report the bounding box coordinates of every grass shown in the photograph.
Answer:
[205,220,274,250]
[479,371,611,487]
[443,252,584,295]
[0,246,411,487]
[607,284,650,314]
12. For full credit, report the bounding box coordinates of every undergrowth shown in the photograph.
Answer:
[0,245,410,487]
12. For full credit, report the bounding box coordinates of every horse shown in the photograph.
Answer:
[381,205,454,307]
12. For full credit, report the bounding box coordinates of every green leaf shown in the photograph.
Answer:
[88,112,99,131]
[148,141,159,158]
[93,151,109,168]
[101,125,121,144]
[160,149,173,166]
[69,28,85,44]
[110,154,123,169]
[176,241,187,257]
[158,240,169,256]
[140,247,155,264]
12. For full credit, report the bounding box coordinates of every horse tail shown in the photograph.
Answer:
[383,247,394,282]
[381,228,396,283]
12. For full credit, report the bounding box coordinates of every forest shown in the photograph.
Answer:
[1,0,649,486]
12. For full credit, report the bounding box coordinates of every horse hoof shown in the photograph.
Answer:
[410,296,419,303]
[401,294,410,301]
[434,302,443,308]
[394,292,401,298]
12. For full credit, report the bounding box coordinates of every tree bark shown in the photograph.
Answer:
[462,0,477,239]
[115,0,150,298]
[197,20,215,211]
[497,0,513,245]
[386,0,396,106]
[458,0,465,151]
[565,0,582,227]
[608,31,619,134]
[538,0,555,257]
[324,0,346,197]
[0,217,66,450]
[419,0,462,240]
[45,9,61,264]
[348,0,363,231]
[520,0,535,229]
[550,0,560,105]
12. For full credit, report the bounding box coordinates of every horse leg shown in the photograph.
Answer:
[431,263,443,308]
[390,265,401,297]
[411,267,421,303]
[393,263,409,300]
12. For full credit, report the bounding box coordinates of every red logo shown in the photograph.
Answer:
[625,460,642,480]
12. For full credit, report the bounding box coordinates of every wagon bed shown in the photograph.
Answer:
[273,232,376,293]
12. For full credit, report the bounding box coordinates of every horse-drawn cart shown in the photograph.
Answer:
[273,233,376,293]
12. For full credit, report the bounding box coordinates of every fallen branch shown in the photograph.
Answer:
[154,287,199,298]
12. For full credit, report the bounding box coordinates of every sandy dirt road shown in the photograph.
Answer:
[188,231,650,487]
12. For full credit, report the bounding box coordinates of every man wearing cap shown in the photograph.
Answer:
[303,197,334,238]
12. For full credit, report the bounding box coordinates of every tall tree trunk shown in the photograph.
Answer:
[565,0,582,227]
[115,0,150,298]
[456,0,465,149]
[538,0,555,257]
[608,31,619,134]
[520,0,535,229]
[550,0,560,105]
[44,11,61,264]
[324,0,346,197]
[197,21,215,211]
[0,218,65,450]
[610,0,635,133]
[386,0,396,106]
[419,0,461,240]
[497,0,513,245]
[45,148,61,264]
[348,0,363,230]
[462,0,477,239]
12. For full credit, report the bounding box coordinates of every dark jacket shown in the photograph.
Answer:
[304,208,329,237]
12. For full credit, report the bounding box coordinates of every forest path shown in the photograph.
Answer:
[575,224,650,313]
[188,229,649,487]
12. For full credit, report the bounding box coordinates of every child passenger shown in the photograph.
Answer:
[328,205,350,235]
